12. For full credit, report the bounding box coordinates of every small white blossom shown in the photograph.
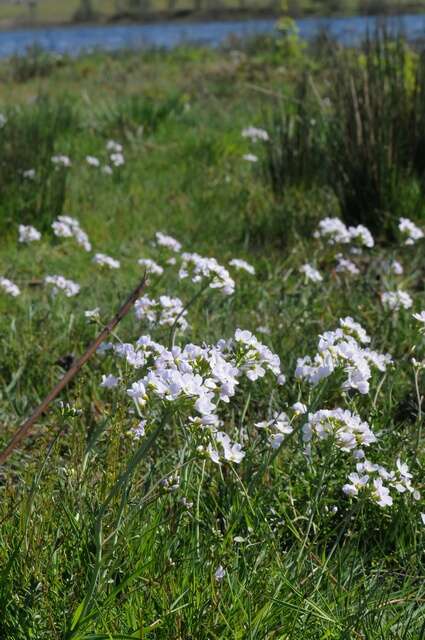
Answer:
[133,420,146,439]
[214,565,226,581]
[300,264,323,283]
[390,260,403,275]
[303,409,377,453]
[242,126,269,142]
[229,258,255,275]
[18,224,41,243]
[110,152,125,167]
[243,153,258,163]
[255,411,293,449]
[413,311,425,324]
[45,275,80,297]
[296,317,390,395]
[106,140,123,153]
[154,232,182,253]
[398,217,424,245]
[135,294,188,331]
[101,374,119,388]
[52,215,91,252]
[51,155,71,167]
[256,326,271,335]
[138,258,164,276]
[93,253,120,269]
[86,155,100,167]
[292,402,307,414]
[179,252,235,296]
[0,277,20,297]
[381,290,413,311]
[336,255,359,275]
[85,307,100,321]
[348,225,374,249]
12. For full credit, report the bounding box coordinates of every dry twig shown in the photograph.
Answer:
[0,274,147,466]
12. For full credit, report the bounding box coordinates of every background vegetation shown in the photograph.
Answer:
[1,0,425,26]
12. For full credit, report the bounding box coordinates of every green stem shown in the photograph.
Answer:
[168,280,211,349]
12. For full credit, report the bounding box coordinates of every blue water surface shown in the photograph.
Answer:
[0,13,424,57]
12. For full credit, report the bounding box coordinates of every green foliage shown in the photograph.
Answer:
[8,45,67,83]
[90,93,185,140]
[0,96,76,233]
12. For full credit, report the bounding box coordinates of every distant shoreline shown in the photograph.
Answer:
[1,5,425,32]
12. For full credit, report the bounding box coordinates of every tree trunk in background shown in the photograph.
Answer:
[139,0,151,13]
[28,0,37,23]
[127,0,151,15]
[78,0,95,19]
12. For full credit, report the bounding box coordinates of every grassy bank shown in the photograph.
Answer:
[2,0,425,29]
[0,34,424,638]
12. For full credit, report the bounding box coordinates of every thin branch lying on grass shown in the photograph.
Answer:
[0,274,147,466]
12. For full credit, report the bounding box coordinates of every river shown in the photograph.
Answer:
[0,13,424,57]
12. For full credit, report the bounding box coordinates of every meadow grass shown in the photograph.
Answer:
[0,37,424,639]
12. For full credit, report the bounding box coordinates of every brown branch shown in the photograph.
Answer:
[0,274,147,466]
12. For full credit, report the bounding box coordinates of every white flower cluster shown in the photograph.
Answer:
[303,408,377,454]
[179,252,235,295]
[23,168,36,180]
[85,140,124,175]
[0,277,20,297]
[228,258,255,275]
[231,329,285,383]
[107,140,125,167]
[102,329,284,464]
[243,153,258,163]
[154,231,182,253]
[135,294,188,331]
[335,254,360,275]
[381,290,413,311]
[241,126,269,142]
[295,317,392,394]
[101,374,120,388]
[343,458,420,507]
[45,275,80,297]
[255,411,293,449]
[390,260,403,275]
[314,217,374,249]
[52,215,91,252]
[138,258,164,276]
[112,335,162,369]
[85,307,100,321]
[51,155,71,168]
[18,224,41,243]
[86,155,100,167]
[398,217,424,245]
[300,263,323,283]
[92,253,120,269]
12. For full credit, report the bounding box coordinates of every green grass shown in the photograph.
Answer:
[0,39,424,639]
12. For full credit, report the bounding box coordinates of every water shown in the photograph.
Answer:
[0,13,425,58]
